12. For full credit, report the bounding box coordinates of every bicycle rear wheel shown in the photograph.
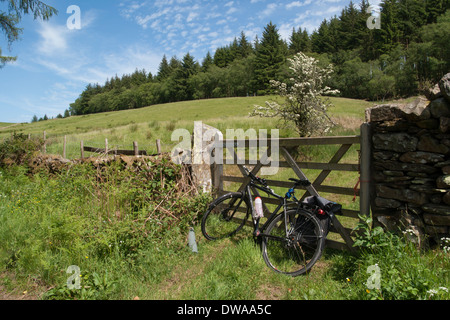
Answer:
[261,208,325,277]
[201,192,250,240]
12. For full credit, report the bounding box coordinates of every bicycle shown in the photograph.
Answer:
[201,166,340,276]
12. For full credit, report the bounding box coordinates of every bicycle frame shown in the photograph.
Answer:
[242,179,297,241]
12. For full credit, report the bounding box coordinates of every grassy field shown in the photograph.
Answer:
[0,96,373,157]
[2,95,448,301]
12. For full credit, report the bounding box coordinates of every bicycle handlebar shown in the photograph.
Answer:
[242,166,311,190]
[242,166,267,187]
[289,178,311,187]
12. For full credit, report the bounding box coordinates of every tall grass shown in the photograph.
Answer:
[0,153,212,299]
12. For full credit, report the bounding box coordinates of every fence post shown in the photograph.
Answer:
[133,141,138,156]
[63,135,67,158]
[212,160,223,197]
[43,131,46,154]
[105,138,108,154]
[360,123,372,217]
[80,141,84,159]
[156,139,161,155]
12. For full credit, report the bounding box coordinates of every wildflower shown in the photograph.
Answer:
[366,289,370,294]
[427,289,438,297]
[441,237,450,253]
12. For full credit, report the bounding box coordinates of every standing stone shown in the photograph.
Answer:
[192,122,222,193]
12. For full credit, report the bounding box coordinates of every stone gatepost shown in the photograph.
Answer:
[192,122,222,193]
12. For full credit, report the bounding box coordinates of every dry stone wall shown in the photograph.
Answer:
[365,73,450,246]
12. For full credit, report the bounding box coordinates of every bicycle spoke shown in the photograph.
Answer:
[201,193,249,240]
[262,209,324,276]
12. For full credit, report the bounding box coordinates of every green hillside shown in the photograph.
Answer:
[0,96,373,159]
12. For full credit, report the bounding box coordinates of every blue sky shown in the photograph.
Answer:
[0,0,381,123]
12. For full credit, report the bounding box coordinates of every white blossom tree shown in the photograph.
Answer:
[250,52,339,137]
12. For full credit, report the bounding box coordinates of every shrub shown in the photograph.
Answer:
[250,52,339,137]
[0,133,44,167]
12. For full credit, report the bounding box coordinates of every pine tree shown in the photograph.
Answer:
[173,53,199,101]
[213,46,230,68]
[289,27,311,54]
[157,55,171,80]
[380,0,402,52]
[358,0,379,61]
[252,22,287,94]
[397,0,427,47]
[237,31,253,58]
[425,0,449,23]
[338,1,364,51]
[201,51,214,71]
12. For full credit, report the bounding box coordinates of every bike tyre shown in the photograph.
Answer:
[201,192,250,241]
[261,208,325,277]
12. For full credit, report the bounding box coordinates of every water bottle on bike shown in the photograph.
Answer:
[254,197,264,219]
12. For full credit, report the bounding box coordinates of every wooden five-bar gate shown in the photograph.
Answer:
[209,123,372,252]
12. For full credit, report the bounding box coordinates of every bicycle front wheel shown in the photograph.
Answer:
[201,192,250,240]
[261,208,325,277]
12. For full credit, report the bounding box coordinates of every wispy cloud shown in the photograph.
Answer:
[259,3,278,18]
[119,0,244,57]
[286,0,312,9]
[36,22,70,55]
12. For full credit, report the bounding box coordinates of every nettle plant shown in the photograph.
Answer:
[251,52,339,137]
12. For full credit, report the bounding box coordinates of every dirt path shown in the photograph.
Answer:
[0,123,20,131]
[0,273,43,300]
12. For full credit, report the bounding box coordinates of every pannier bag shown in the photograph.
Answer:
[299,196,342,236]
